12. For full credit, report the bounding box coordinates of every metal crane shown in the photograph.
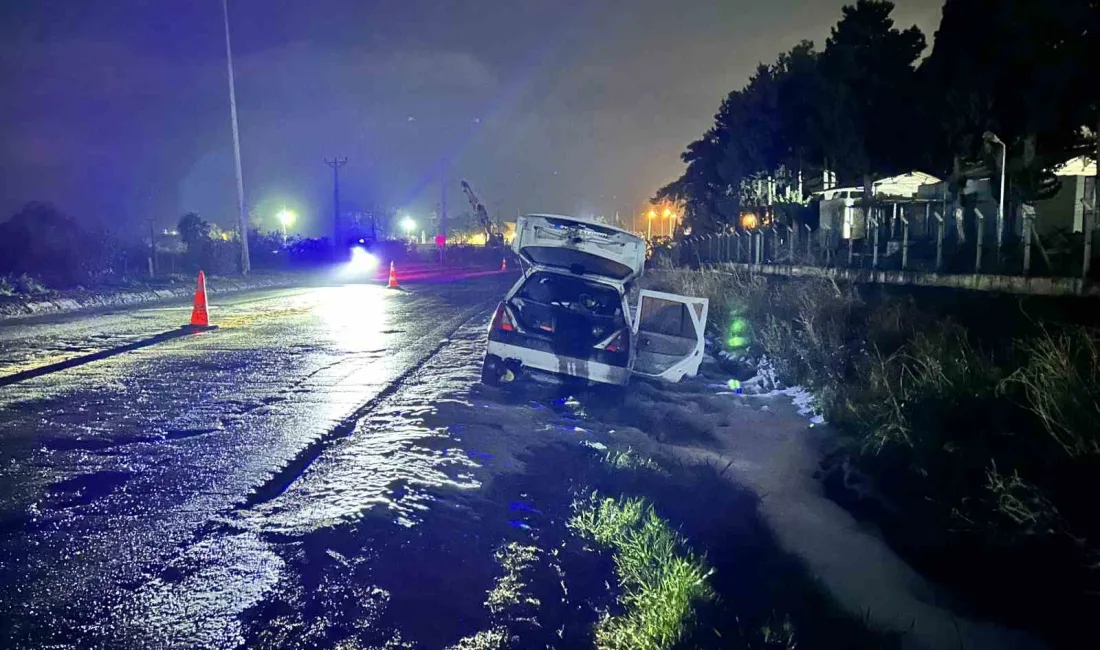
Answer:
[460,179,504,247]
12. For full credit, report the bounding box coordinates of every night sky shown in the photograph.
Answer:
[0,0,943,238]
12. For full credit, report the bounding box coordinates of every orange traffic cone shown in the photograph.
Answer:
[387,261,399,289]
[188,270,211,328]
[500,258,507,272]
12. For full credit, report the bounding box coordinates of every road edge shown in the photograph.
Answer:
[0,274,306,322]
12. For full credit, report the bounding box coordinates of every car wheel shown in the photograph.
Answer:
[481,354,503,386]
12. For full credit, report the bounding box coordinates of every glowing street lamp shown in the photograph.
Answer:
[647,209,657,240]
[277,206,295,240]
[401,216,416,240]
[663,208,673,237]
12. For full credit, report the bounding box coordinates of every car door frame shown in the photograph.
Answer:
[629,289,709,382]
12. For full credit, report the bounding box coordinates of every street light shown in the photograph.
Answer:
[663,208,673,237]
[983,131,1007,260]
[277,206,295,241]
[647,209,657,240]
[401,216,416,239]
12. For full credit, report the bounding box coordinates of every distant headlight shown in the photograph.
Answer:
[349,246,379,272]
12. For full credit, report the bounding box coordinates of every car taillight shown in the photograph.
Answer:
[490,303,517,332]
[595,329,625,353]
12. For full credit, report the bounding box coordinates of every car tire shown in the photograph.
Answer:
[481,354,503,386]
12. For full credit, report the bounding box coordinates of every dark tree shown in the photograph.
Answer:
[177,212,212,252]
[818,0,926,197]
[922,0,1096,216]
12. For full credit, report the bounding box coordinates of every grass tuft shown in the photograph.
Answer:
[756,612,798,649]
[603,447,664,474]
[1001,327,1100,458]
[444,628,509,650]
[569,492,714,650]
[983,461,1062,537]
[484,543,541,616]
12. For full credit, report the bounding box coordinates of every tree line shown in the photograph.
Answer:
[658,0,1099,237]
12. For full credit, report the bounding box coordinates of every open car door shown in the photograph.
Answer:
[631,289,709,382]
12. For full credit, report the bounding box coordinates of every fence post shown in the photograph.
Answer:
[901,216,909,270]
[788,225,795,263]
[804,223,812,263]
[975,207,985,273]
[1023,210,1033,276]
[872,211,880,269]
[755,232,763,264]
[1083,197,1094,285]
[847,233,854,267]
[934,211,944,270]
[710,234,717,264]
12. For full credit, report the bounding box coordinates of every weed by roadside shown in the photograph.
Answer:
[642,267,1100,646]
[604,447,665,473]
[569,492,714,650]
[1002,326,1100,458]
[0,273,49,297]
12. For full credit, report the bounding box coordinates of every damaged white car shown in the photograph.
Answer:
[482,214,709,387]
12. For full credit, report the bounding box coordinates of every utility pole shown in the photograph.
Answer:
[221,0,250,274]
[440,171,448,243]
[148,220,157,277]
[325,157,348,255]
[984,131,1007,266]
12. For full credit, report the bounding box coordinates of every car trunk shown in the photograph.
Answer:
[507,272,626,358]
[512,214,646,283]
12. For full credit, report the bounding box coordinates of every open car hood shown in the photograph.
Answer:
[512,214,646,282]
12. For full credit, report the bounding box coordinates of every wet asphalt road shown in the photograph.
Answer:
[0,276,562,648]
[0,275,823,650]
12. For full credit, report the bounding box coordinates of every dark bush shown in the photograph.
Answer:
[0,202,111,287]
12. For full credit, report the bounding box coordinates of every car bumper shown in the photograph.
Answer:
[486,340,631,386]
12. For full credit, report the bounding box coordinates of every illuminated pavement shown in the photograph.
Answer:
[0,274,907,650]
[0,277,538,647]
[2,274,756,650]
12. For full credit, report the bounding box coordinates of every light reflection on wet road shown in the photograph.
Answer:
[0,278,530,648]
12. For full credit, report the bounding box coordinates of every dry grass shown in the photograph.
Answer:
[847,326,996,454]
[1002,327,1100,458]
[983,461,1063,537]
[643,267,1100,643]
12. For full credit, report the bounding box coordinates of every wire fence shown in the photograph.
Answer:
[666,201,1097,283]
